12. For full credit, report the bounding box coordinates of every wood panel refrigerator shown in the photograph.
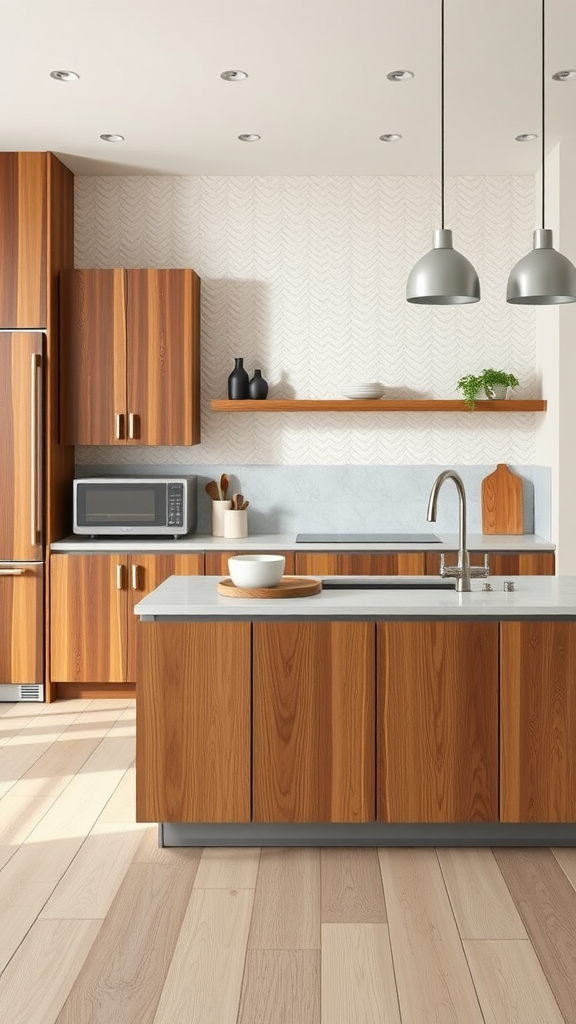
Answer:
[0,332,44,699]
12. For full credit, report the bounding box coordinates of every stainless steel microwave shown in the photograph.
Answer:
[73,477,197,537]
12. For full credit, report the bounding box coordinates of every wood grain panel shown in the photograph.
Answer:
[481,463,524,534]
[55,851,201,1024]
[321,924,401,1024]
[377,621,499,822]
[378,848,485,1024]
[321,848,387,923]
[136,621,250,822]
[153,888,254,1024]
[494,848,576,1023]
[338,552,426,575]
[294,552,338,575]
[500,621,576,822]
[238,950,320,1024]
[127,553,204,680]
[437,848,527,939]
[464,938,565,1024]
[253,621,375,822]
[0,333,43,561]
[59,269,127,445]
[205,550,294,576]
[126,269,201,445]
[212,398,547,412]
[0,564,43,684]
[248,848,321,949]
[0,152,47,328]
[50,554,127,683]
[425,551,555,576]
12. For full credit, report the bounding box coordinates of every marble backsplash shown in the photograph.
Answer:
[75,463,551,540]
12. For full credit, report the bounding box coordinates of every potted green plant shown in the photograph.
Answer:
[456,369,520,409]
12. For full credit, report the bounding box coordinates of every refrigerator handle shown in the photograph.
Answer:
[30,353,42,547]
[0,568,26,575]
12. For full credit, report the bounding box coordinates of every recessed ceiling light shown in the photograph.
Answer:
[515,133,538,142]
[221,69,248,81]
[387,70,414,82]
[49,70,79,81]
[552,68,576,81]
[100,134,125,143]
[238,134,260,142]
[379,133,402,142]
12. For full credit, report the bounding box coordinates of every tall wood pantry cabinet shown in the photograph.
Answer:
[59,268,201,446]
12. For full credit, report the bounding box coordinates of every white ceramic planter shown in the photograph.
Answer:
[481,385,508,400]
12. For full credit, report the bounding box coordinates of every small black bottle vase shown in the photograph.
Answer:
[227,357,249,399]
[248,368,269,399]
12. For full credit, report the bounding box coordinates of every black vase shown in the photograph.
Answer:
[227,357,249,399]
[248,368,269,399]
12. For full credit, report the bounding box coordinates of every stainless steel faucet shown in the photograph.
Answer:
[426,470,489,592]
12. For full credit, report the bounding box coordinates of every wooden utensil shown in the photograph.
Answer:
[481,463,524,534]
[205,480,220,501]
[240,500,249,510]
[220,473,230,499]
[231,492,243,510]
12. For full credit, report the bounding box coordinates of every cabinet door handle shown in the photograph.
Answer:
[131,563,140,590]
[116,563,125,590]
[128,413,138,439]
[0,567,26,576]
[30,353,42,547]
[115,413,125,440]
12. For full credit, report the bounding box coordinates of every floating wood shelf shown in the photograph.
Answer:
[211,399,547,413]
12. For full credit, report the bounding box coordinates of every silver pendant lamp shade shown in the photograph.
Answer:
[407,0,480,305]
[507,0,576,304]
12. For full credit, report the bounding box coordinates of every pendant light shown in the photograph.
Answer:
[406,0,480,304]
[507,0,576,303]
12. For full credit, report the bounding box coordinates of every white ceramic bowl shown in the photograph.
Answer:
[228,554,286,588]
[341,383,385,399]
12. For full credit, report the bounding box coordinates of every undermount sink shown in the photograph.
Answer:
[321,579,457,590]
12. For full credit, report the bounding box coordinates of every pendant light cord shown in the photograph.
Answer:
[537,0,541,228]
[441,0,445,229]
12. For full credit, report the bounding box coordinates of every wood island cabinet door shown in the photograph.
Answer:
[500,621,576,822]
[126,269,200,446]
[127,553,204,680]
[59,269,127,445]
[50,554,128,683]
[136,621,251,823]
[377,621,499,822]
[252,621,375,822]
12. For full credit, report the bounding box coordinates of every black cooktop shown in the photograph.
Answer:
[296,533,441,543]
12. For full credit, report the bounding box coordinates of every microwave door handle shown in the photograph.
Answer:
[30,354,42,547]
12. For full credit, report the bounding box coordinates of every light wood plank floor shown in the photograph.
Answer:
[0,699,575,1023]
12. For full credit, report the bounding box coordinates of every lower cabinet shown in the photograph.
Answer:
[294,552,426,575]
[425,551,555,576]
[376,621,499,822]
[136,621,251,823]
[205,550,295,575]
[500,620,576,822]
[252,621,375,822]
[50,552,203,689]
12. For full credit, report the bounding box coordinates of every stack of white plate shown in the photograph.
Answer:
[340,382,385,399]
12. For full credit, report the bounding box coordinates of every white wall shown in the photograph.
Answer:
[74,174,539,467]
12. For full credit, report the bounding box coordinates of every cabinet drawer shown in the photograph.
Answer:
[205,550,295,576]
[425,551,555,576]
[294,552,426,576]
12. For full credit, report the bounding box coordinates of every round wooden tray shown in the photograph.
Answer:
[217,576,322,599]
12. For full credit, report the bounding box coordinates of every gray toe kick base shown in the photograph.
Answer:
[159,821,576,848]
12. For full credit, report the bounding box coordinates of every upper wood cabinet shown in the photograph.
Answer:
[0,153,47,328]
[59,268,201,446]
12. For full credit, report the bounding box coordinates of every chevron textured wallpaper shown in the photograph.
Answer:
[74,174,538,467]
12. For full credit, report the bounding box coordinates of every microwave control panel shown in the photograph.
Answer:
[167,482,184,527]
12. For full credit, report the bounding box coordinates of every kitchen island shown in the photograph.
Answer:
[134,574,576,847]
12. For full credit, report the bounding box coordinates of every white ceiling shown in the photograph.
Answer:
[3,0,576,177]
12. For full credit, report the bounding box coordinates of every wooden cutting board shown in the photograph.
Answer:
[218,576,322,598]
[481,463,524,534]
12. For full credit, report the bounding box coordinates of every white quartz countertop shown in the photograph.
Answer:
[134,574,576,621]
[51,532,555,554]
